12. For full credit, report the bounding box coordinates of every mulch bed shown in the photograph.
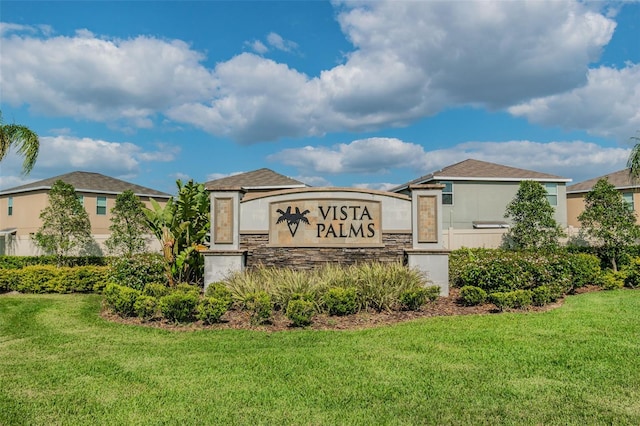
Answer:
[99,286,603,332]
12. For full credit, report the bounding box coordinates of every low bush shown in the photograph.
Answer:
[323,287,358,316]
[623,257,640,288]
[0,269,20,293]
[104,283,141,317]
[511,289,533,308]
[566,253,602,290]
[459,285,487,306]
[159,292,198,323]
[108,253,166,290]
[175,282,201,297]
[196,297,229,325]
[0,255,107,269]
[134,295,158,320]
[143,283,171,298]
[245,291,272,325]
[399,286,440,311]
[489,292,516,311]
[285,299,315,327]
[532,285,552,306]
[599,271,625,290]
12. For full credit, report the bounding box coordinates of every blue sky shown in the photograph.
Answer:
[1,1,639,194]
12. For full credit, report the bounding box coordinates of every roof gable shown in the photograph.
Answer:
[393,159,570,192]
[568,169,637,193]
[0,171,171,198]
[205,168,307,191]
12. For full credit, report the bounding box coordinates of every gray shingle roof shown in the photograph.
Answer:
[393,159,570,192]
[205,168,307,191]
[567,169,637,193]
[0,171,171,198]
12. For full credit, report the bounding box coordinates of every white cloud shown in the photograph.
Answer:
[266,32,298,52]
[0,136,181,189]
[0,31,216,127]
[268,137,631,184]
[509,64,640,141]
[0,1,626,143]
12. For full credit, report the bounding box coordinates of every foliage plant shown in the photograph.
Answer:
[0,110,40,174]
[32,180,96,264]
[578,178,640,271]
[398,286,439,311]
[0,255,106,269]
[104,283,141,317]
[489,291,516,311]
[623,257,640,288]
[204,282,233,308]
[159,292,198,323]
[144,179,210,286]
[105,190,150,256]
[459,285,487,306]
[108,253,166,290]
[196,297,229,325]
[245,291,273,325]
[323,287,358,316]
[598,270,625,290]
[134,295,158,320]
[285,298,315,327]
[142,282,172,298]
[503,180,565,250]
[531,285,552,306]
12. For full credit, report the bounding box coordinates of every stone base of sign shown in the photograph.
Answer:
[405,249,450,296]
[203,250,246,289]
[241,232,411,269]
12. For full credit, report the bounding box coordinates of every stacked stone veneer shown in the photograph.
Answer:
[241,232,412,269]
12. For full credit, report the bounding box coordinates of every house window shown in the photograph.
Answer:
[441,182,453,205]
[623,192,634,211]
[77,195,84,206]
[96,196,107,215]
[544,183,557,206]
[8,197,13,216]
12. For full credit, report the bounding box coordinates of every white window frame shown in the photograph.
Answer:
[96,196,107,215]
[7,197,13,216]
[623,192,634,211]
[544,183,558,206]
[441,181,453,205]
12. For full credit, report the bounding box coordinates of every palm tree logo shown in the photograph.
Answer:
[276,206,310,237]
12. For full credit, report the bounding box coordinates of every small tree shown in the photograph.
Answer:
[33,180,94,265]
[503,180,564,250]
[105,190,149,257]
[578,178,640,271]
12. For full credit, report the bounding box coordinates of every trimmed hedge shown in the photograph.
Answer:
[108,253,166,290]
[1,265,109,294]
[0,255,107,269]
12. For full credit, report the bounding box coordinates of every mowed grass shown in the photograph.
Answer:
[1,291,639,425]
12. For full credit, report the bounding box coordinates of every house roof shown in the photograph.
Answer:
[205,168,307,191]
[567,169,637,194]
[0,171,171,198]
[392,159,571,192]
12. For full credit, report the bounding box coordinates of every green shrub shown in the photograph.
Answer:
[68,266,110,293]
[0,255,107,269]
[459,285,487,306]
[108,253,166,290]
[175,282,201,297]
[489,292,516,311]
[0,269,19,292]
[623,257,640,288]
[323,287,358,316]
[353,262,424,311]
[159,292,199,323]
[532,286,552,306]
[143,282,171,298]
[245,291,272,325]
[196,297,229,325]
[16,265,59,293]
[511,289,533,308]
[567,253,601,290]
[134,295,158,320]
[104,283,141,317]
[399,286,439,311]
[599,271,625,290]
[285,299,315,327]
[205,282,232,301]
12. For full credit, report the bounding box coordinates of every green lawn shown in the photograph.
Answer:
[1,290,639,425]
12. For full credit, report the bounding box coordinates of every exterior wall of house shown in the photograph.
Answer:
[0,191,168,256]
[567,189,640,227]
[440,180,568,229]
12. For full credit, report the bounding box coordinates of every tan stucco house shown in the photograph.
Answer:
[567,169,640,227]
[0,171,171,255]
[392,159,571,248]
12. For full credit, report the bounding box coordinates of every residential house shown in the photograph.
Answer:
[392,159,571,249]
[204,168,308,196]
[567,168,639,227]
[0,171,171,255]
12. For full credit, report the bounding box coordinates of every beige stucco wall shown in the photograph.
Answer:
[567,190,640,227]
[0,191,168,256]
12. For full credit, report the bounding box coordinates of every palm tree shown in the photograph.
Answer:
[627,131,640,183]
[0,111,40,175]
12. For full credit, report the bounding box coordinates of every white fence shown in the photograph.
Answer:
[443,227,580,250]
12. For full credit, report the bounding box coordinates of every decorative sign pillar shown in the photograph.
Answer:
[203,189,246,287]
[406,184,450,295]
